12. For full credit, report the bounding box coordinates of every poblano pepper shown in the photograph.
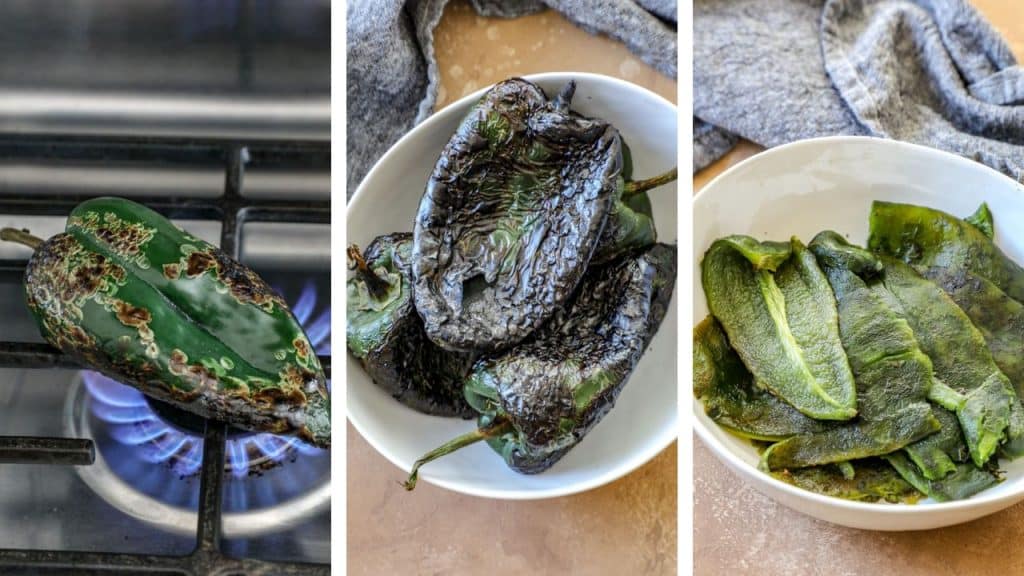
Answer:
[693,316,826,441]
[869,202,1024,458]
[756,233,943,471]
[772,458,922,504]
[701,236,857,420]
[346,233,476,417]
[413,77,676,352]
[404,243,677,488]
[1,197,330,448]
[876,255,1014,467]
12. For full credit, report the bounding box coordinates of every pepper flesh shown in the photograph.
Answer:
[12,197,330,448]
[869,202,1024,457]
[701,236,857,420]
[876,255,1013,467]
[693,316,826,441]
[346,234,476,417]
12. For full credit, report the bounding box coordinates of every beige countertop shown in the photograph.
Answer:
[694,3,1024,574]
[347,3,678,575]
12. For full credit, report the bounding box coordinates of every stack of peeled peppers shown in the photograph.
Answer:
[1,197,331,449]
[346,77,678,489]
[695,201,1024,503]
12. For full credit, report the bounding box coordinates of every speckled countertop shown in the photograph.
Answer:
[347,3,677,575]
[694,3,1024,574]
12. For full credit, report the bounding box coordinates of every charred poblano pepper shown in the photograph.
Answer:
[346,234,476,418]
[869,202,1024,458]
[413,78,676,352]
[1,198,330,447]
[404,243,677,488]
[701,236,857,420]
[694,316,826,441]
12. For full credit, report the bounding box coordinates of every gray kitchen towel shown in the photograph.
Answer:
[347,0,677,197]
[695,0,1024,181]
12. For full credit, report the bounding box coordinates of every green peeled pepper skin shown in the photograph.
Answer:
[760,404,939,470]
[772,459,922,504]
[404,244,676,487]
[869,202,1024,458]
[885,451,998,503]
[693,316,826,441]
[5,197,330,448]
[701,235,857,420]
[876,255,1013,467]
[869,201,1024,302]
[346,234,476,418]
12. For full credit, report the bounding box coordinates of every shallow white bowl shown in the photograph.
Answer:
[694,136,1024,530]
[348,72,678,499]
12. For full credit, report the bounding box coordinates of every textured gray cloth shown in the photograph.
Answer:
[347,0,677,196]
[695,0,1024,181]
[694,119,737,172]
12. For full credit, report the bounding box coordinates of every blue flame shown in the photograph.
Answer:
[84,280,330,480]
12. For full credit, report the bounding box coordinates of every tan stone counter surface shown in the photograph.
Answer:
[347,3,677,575]
[694,2,1024,574]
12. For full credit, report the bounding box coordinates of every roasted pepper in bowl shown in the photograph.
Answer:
[404,243,676,488]
[1,197,330,448]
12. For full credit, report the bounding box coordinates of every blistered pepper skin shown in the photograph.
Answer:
[23,198,330,448]
[413,78,623,353]
[465,243,677,474]
[346,233,476,418]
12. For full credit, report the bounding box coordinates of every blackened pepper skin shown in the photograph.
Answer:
[413,78,623,353]
[3,198,330,448]
[347,233,476,418]
[404,243,677,487]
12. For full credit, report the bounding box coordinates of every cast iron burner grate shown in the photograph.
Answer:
[0,133,330,575]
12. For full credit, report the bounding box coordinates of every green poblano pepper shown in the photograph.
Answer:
[869,202,1024,458]
[755,233,943,471]
[693,316,826,441]
[772,458,922,504]
[701,236,857,420]
[404,243,677,488]
[413,78,676,353]
[1,198,330,448]
[808,232,965,479]
[877,255,1015,467]
[346,234,476,418]
[884,451,998,503]
[869,200,1024,301]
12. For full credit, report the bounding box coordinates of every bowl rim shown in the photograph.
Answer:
[693,134,1024,517]
[347,71,679,499]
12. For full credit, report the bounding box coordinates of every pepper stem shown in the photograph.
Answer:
[404,417,514,491]
[0,228,43,250]
[347,244,392,300]
[624,167,678,196]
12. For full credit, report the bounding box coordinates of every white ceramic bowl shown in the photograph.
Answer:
[694,136,1024,530]
[348,72,678,499]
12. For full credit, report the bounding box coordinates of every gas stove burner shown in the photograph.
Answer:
[63,279,331,537]
[84,373,322,479]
